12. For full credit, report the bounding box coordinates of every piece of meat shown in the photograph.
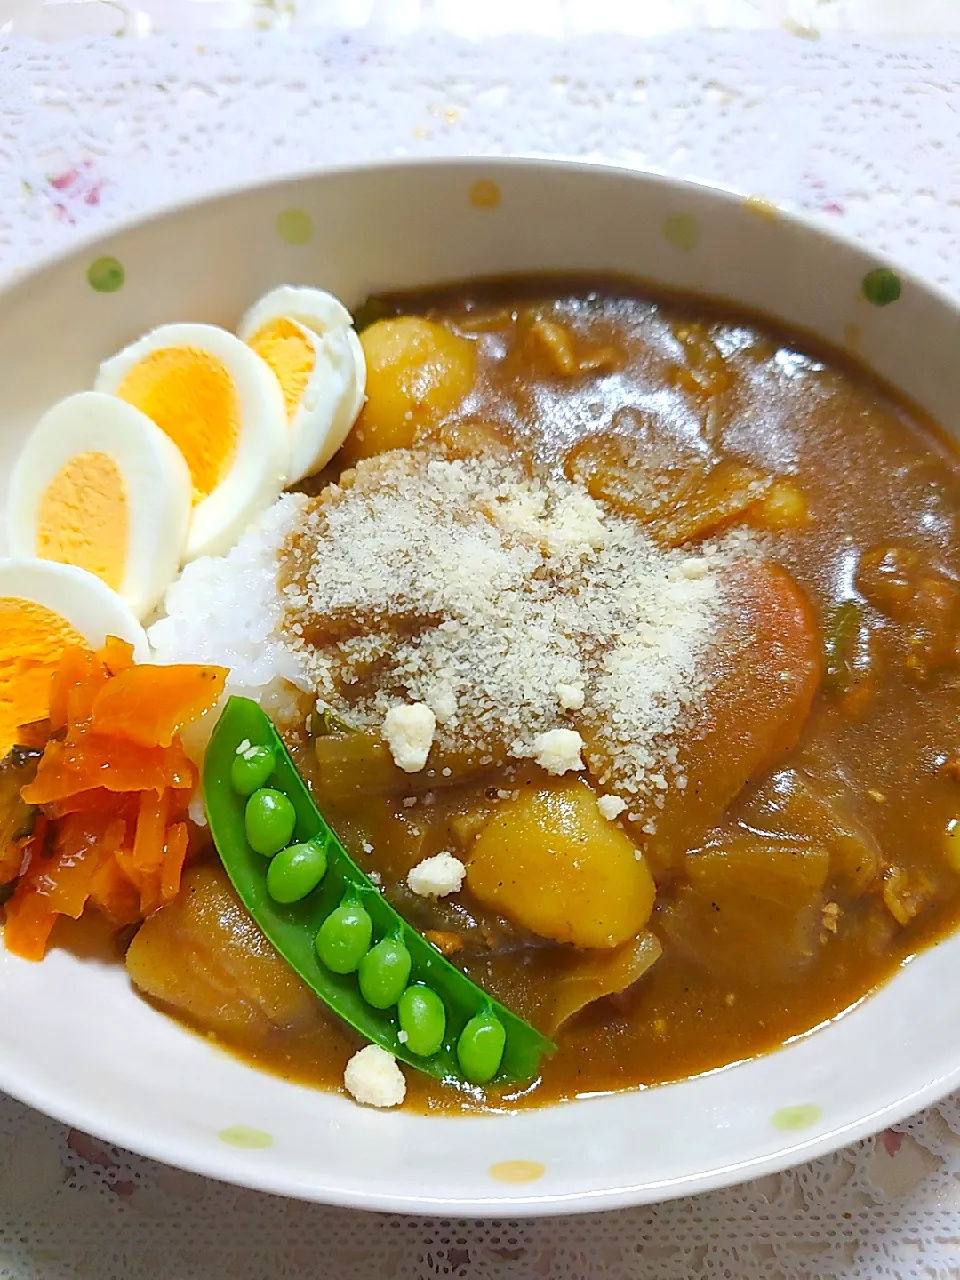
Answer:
[857,543,960,681]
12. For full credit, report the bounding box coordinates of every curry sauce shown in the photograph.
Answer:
[129,276,960,1111]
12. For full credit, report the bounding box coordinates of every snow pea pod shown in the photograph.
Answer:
[204,696,555,1089]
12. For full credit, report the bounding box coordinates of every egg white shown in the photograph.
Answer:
[0,558,149,659]
[238,286,366,482]
[6,392,192,620]
[95,323,289,560]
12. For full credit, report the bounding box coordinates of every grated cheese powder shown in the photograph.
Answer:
[281,451,728,806]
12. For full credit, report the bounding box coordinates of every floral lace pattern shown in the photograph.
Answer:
[0,31,960,298]
[2,26,960,1280]
[4,0,960,41]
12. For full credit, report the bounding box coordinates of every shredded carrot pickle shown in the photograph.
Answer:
[2,640,225,959]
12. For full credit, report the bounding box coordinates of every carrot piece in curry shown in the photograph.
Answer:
[160,822,190,905]
[23,733,197,805]
[47,645,109,732]
[92,664,228,748]
[89,858,143,928]
[3,645,225,959]
[96,636,136,675]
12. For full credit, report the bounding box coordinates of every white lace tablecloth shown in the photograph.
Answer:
[3,17,960,1280]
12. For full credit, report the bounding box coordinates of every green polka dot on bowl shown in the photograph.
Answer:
[218,1125,274,1149]
[87,256,125,293]
[771,1103,821,1132]
[275,208,313,246]
[861,267,901,307]
[662,214,700,253]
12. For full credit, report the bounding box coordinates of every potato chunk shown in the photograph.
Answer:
[341,317,476,464]
[466,781,656,949]
[126,863,316,1037]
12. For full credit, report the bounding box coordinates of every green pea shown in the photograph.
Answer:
[397,984,446,1057]
[266,840,328,904]
[231,744,276,796]
[358,937,412,1009]
[244,787,296,856]
[316,901,373,974]
[456,1011,506,1084]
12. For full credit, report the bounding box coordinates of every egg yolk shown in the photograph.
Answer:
[116,348,240,500]
[36,451,129,592]
[247,319,315,424]
[0,598,86,752]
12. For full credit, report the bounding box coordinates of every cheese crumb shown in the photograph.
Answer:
[235,738,251,756]
[680,556,709,580]
[425,680,457,724]
[407,852,466,898]
[597,794,627,821]
[530,728,585,775]
[556,681,585,710]
[383,702,436,772]
[343,1044,406,1108]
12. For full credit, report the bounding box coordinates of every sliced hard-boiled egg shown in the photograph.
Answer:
[0,558,148,752]
[95,323,288,560]
[238,286,366,482]
[6,392,192,621]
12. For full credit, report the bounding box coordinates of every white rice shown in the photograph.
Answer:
[148,492,307,702]
[148,494,308,826]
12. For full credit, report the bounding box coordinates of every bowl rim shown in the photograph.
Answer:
[3,154,960,1216]
[9,152,960,320]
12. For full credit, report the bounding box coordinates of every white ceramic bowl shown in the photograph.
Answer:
[2,159,960,1216]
